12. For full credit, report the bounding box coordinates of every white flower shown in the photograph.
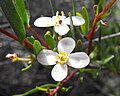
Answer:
[34,11,85,35]
[37,37,90,81]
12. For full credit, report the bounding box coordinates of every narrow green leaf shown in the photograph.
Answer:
[44,31,56,49]
[81,7,90,35]
[49,0,55,15]
[22,64,32,71]
[37,84,57,89]
[95,55,114,65]
[61,86,72,92]
[76,12,83,18]
[13,84,57,96]
[13,87,40,96]
[26,36,35,44]
[0,0,26,43]
[33,40,42,55]
[68,12,75,39]
[98,0,104,13]
[15,0,30,26]
[71,0,76,16]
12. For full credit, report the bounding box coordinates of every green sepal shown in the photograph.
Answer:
[44,31,56,49]
[0,0,26,43]
[33,40,42,56]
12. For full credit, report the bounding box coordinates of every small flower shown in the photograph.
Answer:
[6,53,18,62]
[6,53,35,63]
[34,11,85,35]
[37,37,90,81]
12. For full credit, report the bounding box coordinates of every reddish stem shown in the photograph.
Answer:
[28,25,51,49]
[48,69,79,96]
[87,0,117,55]
[0,28,33,48]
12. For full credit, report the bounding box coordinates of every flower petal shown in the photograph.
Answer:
[54,24,70,35]
[58,37,75,54]
[52,16,66,21]
[34,17,55,27]
[37,50,58,65]
[68,52,90,68]
[64,16,85,26]
[51,64,67,81]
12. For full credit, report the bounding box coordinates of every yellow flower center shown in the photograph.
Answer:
[56,51,69,65]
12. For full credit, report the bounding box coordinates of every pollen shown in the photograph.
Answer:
[57,51,69,64]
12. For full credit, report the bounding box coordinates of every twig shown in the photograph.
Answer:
[87,0,117,55]
[0,28,33,48]
[0,23,10,28]
[48,69,79,96]
[28,25,51,49]
[49,0,55,15]
[84,74,113,96]
[83,32,120,45]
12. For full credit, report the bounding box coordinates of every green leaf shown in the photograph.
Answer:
[44,31,56,49]
[81,7,90,35]
[95,55,114,65]
[26,36,35,44]
[37,84,57,89]
[61,86,72,92]
[13,87,40,96]
[71,0,76,16]
[98,0,104,13]
[22,64,32,71]
[15,0,30,26]
[68,12,75,39]
[33,40,42,55]
[13,84,57,96]
[76,12,83,17]
[0,0,26,43]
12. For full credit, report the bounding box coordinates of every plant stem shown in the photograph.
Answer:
[83,32,120,45]
[28,25,51,49]
[87,0,117,55]
[0,28,33,48]
[71,0,76,16]
[48,69,79,96]
[49,0,55,15]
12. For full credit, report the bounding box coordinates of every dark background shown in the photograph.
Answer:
[0,0,120,96]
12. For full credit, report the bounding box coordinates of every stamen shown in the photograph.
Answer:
[57,52,69,65]
[61,11,65,16]
[56,11,59,16]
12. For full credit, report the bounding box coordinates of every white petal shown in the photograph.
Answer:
[58,37,75,54]
[68,52,90,68]
[54,25,70,35]
[52,16,66,21]
[34,17,55,27]
[51,64,68,81]
[37,50,58,65]
[64,16,85,26]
